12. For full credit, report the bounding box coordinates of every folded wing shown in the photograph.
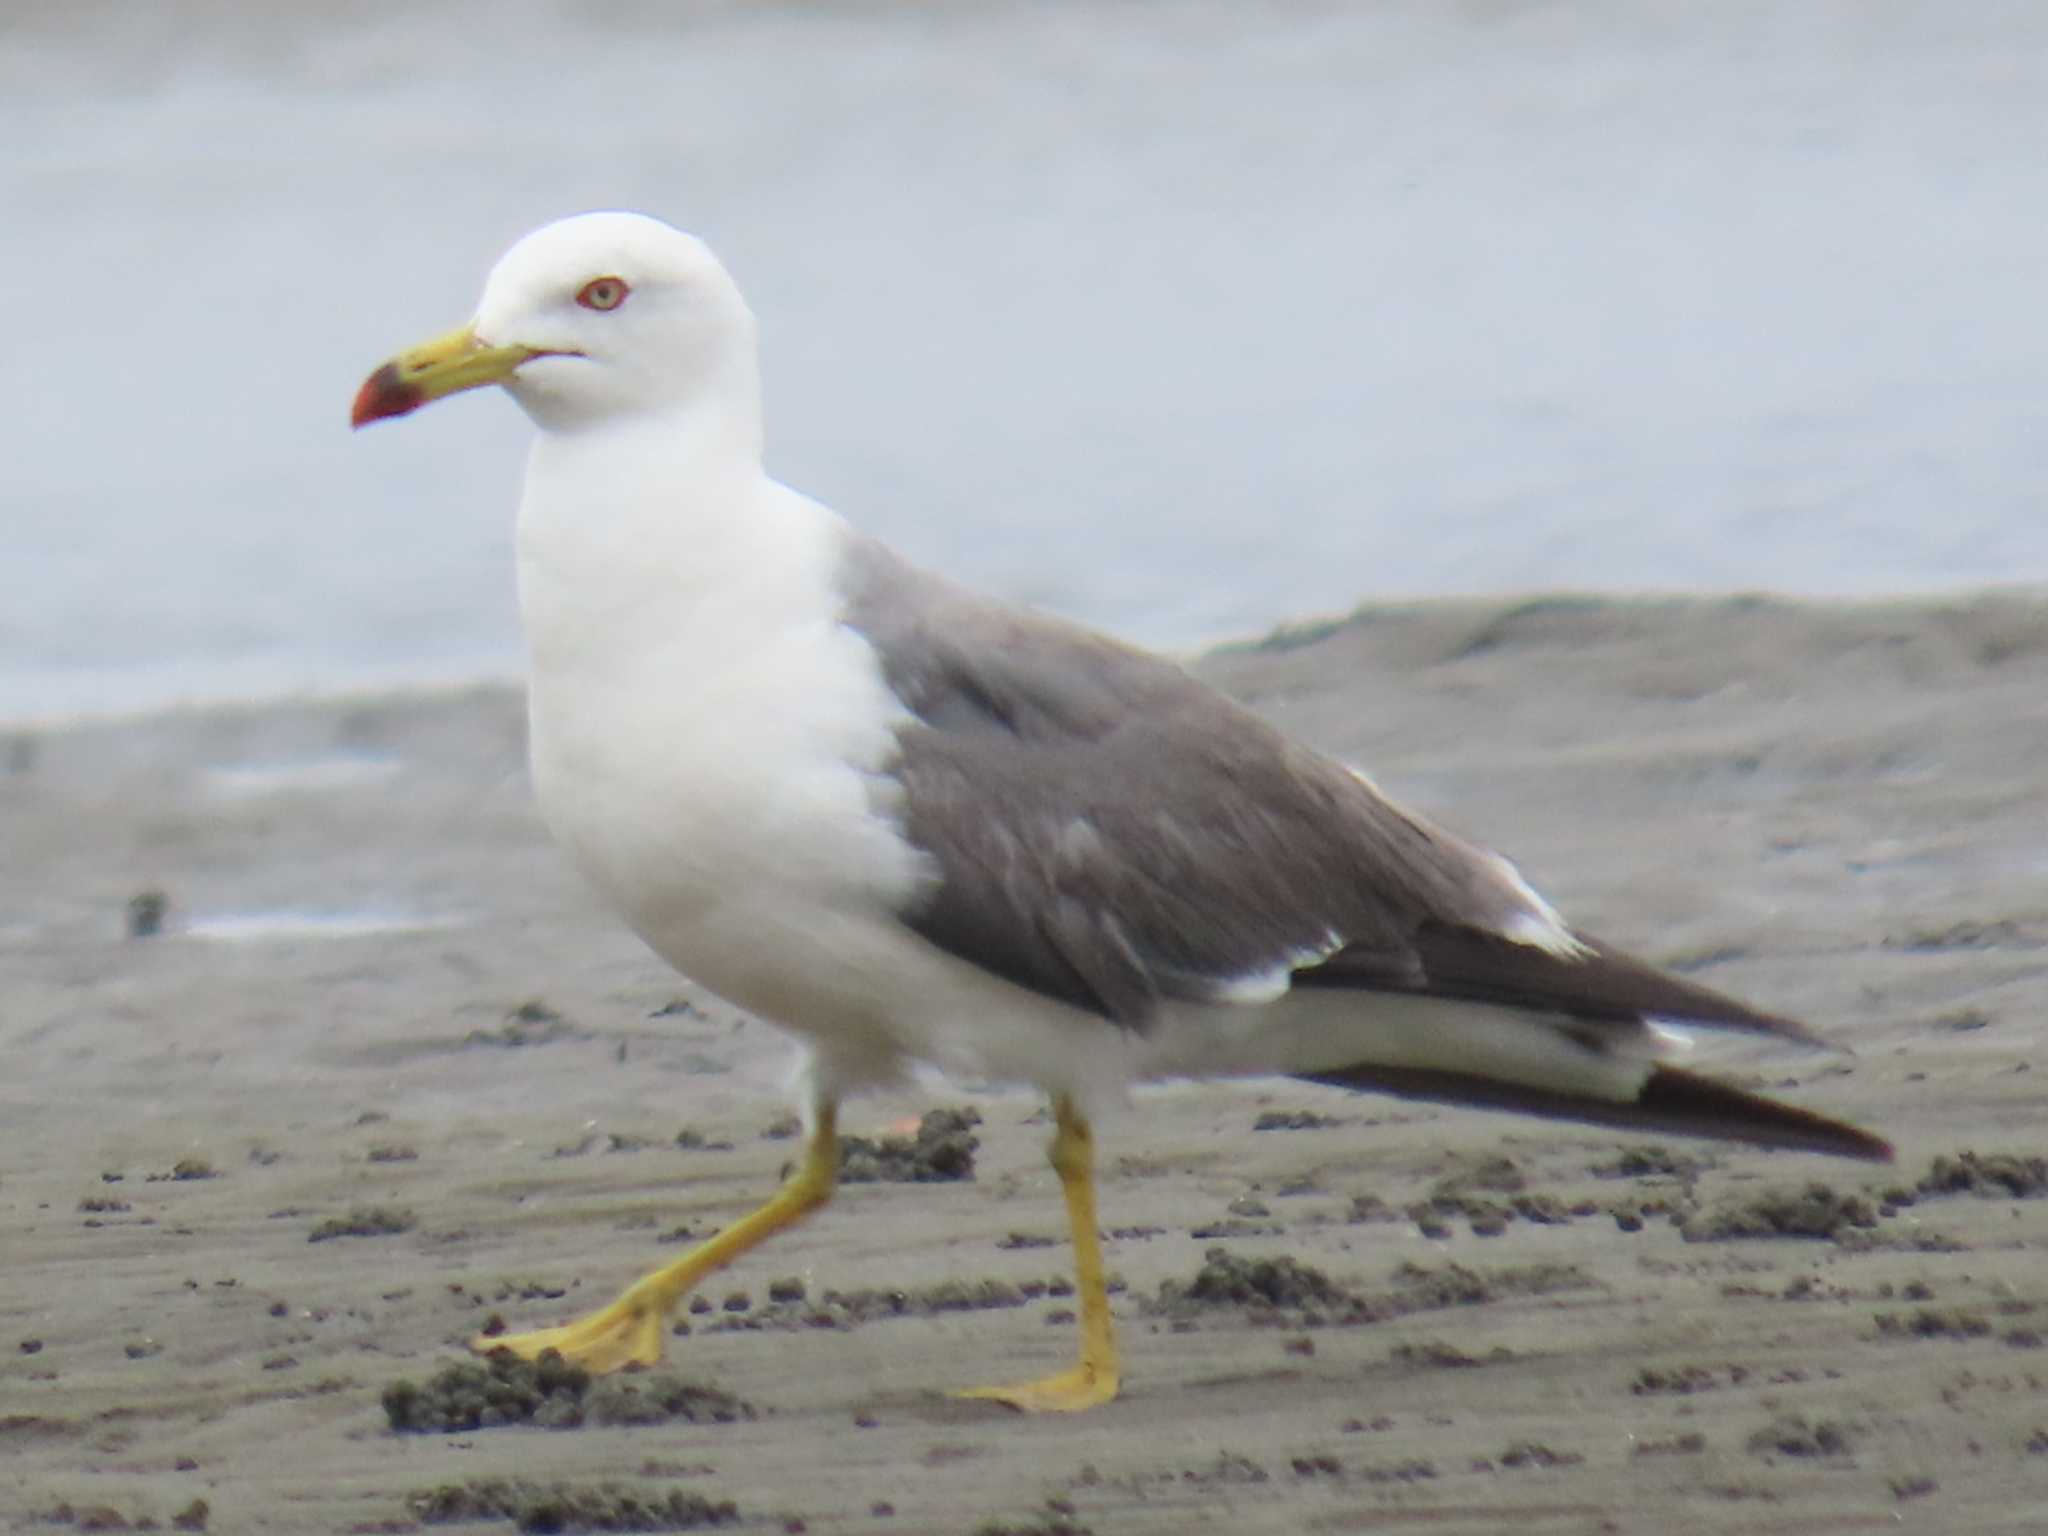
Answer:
[839,537,1890,1162]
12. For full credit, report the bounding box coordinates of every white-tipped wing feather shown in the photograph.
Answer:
[839,537,1583,1024]
[837,534,1890,1161]
[842,537,1816,1045]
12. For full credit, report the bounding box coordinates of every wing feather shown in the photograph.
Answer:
[843,538,1663,1033]
[838,537,1884,1163]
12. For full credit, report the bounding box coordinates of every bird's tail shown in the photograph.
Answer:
[1299,1060,1892,1162]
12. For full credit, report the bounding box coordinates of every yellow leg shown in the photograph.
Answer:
[957,1096,1122,1412]
[473,1103,838,1374]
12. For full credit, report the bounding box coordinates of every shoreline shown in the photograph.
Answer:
[12,581,2048,734]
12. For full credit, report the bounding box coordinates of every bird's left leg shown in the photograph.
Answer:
[956,1094,1122,1411]
[472,1101,839,1374]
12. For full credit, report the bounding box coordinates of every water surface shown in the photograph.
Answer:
[3,0,2042,720]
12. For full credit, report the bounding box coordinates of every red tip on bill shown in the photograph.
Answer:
[351,362,423,428]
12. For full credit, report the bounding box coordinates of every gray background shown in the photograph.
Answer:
[4,0,2043,719]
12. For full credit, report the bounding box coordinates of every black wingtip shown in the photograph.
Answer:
[1302,1061,1891,1162]
[1636,1064,1893,1162]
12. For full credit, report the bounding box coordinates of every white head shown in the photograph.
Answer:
[352,212,760,437]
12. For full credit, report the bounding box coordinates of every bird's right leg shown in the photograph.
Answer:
[473,1101,839,1374]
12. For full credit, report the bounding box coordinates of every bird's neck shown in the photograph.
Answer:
[514,407,844,683]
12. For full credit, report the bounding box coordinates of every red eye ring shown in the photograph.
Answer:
[576,276,630,311]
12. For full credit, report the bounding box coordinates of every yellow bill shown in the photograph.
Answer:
[351,324,545,428]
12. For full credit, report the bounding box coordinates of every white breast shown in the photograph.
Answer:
[514,429,937,1054]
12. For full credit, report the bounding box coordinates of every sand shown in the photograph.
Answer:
[6,591,2047,1534]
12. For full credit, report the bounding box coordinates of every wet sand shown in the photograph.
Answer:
[6,591,2047,1534]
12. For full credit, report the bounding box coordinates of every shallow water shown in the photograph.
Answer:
[4,0,2044,721]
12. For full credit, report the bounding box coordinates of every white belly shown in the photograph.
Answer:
[529,611,918,1006]
[528,644,1147,1098]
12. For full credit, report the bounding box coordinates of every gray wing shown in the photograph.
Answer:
[840,538,1818,1042]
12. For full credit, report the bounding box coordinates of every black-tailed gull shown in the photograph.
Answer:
[352,211,1890,1413]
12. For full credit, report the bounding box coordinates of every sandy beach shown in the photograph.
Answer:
[6,590,2047,1534]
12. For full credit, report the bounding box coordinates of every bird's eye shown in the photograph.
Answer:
[576,276,630,311]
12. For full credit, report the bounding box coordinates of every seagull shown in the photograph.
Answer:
[352,211,1891,1412]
